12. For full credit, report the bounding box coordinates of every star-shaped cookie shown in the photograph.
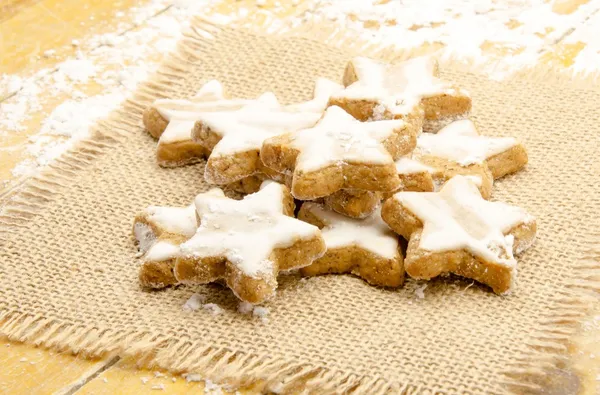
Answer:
[330,56,471,133]
[261,105,415,200]
[298,202,404,287]
[395,119,528,198]
[143,80,252,167]
[175,181,326,304]
[192,78,342,185]
[133,203,198,288]
[381,176,537,294]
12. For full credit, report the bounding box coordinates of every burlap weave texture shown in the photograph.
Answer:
[1,23,599,394]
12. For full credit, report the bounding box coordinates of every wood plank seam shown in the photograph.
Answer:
[55,356,120,395]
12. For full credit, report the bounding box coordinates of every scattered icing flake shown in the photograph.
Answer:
[182,293,206,312]
[269,381,285,394]
[171,377,177,382]
[19,357,27,362]
[204,379,223,394]
[184,373,203,382]
[151,383,166,390]
[103,378,108,383]
[239,302,271,322]
[141,377,150,384]
[415,283,428,299]
[203,303,224,316]
[43,49,56,58]
[154,371,165,378]
[238,301,254,314]
[252,306,270,322]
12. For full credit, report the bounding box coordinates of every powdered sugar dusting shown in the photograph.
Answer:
[1,0,217,187]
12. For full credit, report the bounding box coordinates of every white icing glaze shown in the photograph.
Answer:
[199,80,340,158]
[145,240,180,262]
[395,156,435,175]
[180,181,321,277]
[154,80,252,145]
[396,175,534,267]
[416,119,517,166]
[303,202,398,259]
[284,78,342,112]
[463,175,482,187]
[289,106,405,172]
[335,56,463,116]
[159,119,196,144]
[143,204,197,237]
[133,222,156,254]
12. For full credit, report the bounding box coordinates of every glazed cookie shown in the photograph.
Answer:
[322,189,383,219]
[133,204,198,288]
[395,119,527,198]
[298,202,404,287]
[143,80,253,167]
[224,162,291,195]
[261,106,414,200]
[330,56,471,133]
[317,119,527,217]
[381,176,537,294]
[175,181,326,304]
[192,78,342,185]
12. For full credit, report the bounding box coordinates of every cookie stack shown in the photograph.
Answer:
[134,56,537,305]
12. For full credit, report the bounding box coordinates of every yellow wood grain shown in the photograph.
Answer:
[1,0,599,394]
[0,336,110,395]
[0,0,42,23]
[76,359,211,395]
[0,0,150,76]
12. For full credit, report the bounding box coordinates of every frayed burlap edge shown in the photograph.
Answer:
[1,18,599,394]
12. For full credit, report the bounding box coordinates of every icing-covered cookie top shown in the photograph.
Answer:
[289,105,407,172]
[180,181,322,277]
[394,176,534,267]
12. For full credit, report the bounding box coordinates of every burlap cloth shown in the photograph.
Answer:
[1,20,599,394]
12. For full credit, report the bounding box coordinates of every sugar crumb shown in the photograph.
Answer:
[204,379,223,394]
[182,293,206,312]
[184,373,203,382]
[415,283,428,299]
[151,383,165,391]
[19,357,27,362]
[203,303,223,316]
[253,306,270,323]
[141,377,149,384]
[154,371,165,378]
[103,378,108,383]
[238,301,254,314]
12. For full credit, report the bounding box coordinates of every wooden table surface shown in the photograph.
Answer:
[1,0,599,393]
